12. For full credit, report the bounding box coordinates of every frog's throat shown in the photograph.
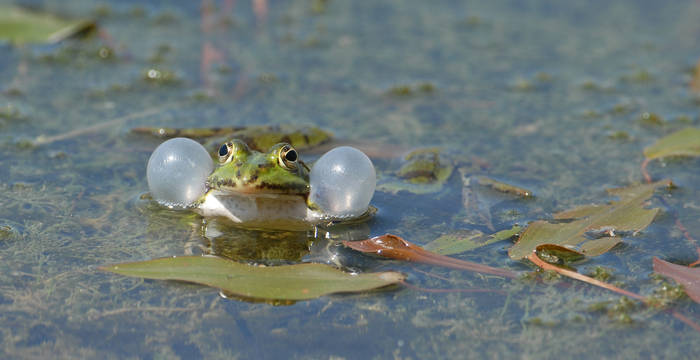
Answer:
[196,191,322,227]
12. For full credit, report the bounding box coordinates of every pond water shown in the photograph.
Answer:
[2,0,700,358]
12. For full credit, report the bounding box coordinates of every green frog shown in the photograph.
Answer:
[194,140,326,230]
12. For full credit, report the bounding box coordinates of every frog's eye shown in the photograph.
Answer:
[278,144,298,170]
[218,142,233,163]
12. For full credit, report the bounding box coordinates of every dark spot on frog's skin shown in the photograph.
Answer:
[303,134,310,144]
[236,169,241,178]
[259,181,308,193]
[249,174,258,182]
[212,178,236,188]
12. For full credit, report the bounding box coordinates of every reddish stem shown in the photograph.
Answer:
[675,218,700,253]
[527,251,645,301]
[529,252,700,333]
[689,247,700,267]
[641,158,652,183]
[253,0,268,25]
[643,157,700,253]
[671,311,700,333]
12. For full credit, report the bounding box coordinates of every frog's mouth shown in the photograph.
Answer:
[206,177,310,196]
[209,184,309,196]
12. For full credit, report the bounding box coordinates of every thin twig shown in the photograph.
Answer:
[642,157,699,250]
[34,105,170,146]
[88,306,197,320]
[528,251,700,333]
[671,311,700,333]
[641,158,652,183]
[527,251,645,301]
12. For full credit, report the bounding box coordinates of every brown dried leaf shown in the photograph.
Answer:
[344,234,517,279]
[653,257,700,303]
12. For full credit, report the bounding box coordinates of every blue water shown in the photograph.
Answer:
[1,0,700,358]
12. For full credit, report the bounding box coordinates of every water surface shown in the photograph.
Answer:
[1,0,700,358]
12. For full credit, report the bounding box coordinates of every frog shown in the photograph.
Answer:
[193,139,327,230]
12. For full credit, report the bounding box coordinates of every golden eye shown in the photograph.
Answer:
[278,144,298,170]
[218,142,233,163]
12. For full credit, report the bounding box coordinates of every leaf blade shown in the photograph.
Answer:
[509,180,669,260]
[0,6,95,44]
[101,256,404,301]
[644,127,700,160]
[424,225,521,255]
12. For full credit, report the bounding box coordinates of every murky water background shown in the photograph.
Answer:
[2,0,700,358]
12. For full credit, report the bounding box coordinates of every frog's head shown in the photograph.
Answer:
[206,140,310,196]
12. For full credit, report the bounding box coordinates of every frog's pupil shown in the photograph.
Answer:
[219,144,228,157]
[285,150,297,162]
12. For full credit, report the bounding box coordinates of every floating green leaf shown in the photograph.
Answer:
[509,180,670,260]
[475,176,533,197]
[424,225,521,256]
[100,256,404,301]
[0,5,95,45]
[644,127,700,160]
[377,147,454,194]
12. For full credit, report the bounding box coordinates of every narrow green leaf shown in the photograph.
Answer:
[475,176,533,197]
[100,256,404,301]
[509,180,670,260]
[644,127,700,160]
[553,204,605,220]
[424,225,521,256]
[0,6,95,45]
